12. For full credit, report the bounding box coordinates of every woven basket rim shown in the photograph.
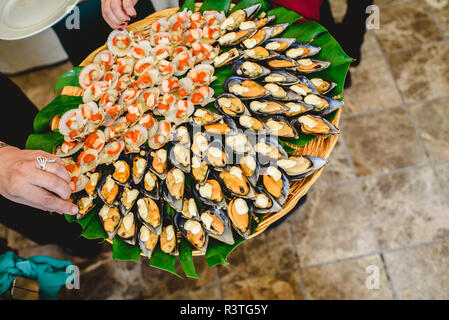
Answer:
[61,5,341,255]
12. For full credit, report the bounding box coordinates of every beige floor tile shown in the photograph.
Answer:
[329,0,347,22]
[361,31,382,58]
[291,182,377,267]
[373,0,442,52]
[384,240,449,299]
[427,0,449,37]
[387,41,449,103]
[221,270,304,300]
[343,107,428,176]
[146,284,219,300]
[314,136,355,187]
[141,255,218,299]
[9,61,73,111]
[217,223,297,283]
[343,56,402,115]
[409,97,449,161]
[7,229,38,252]
[301,255,393,299]
[435,161,449,196]
[361,166,449,250]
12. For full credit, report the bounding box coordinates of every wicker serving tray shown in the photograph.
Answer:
[61,5,340,247]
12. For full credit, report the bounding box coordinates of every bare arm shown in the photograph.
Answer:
[101,0,138,30]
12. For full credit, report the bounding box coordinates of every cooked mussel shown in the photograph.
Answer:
[264,83,301,101]
[254,136,288,165]
[221,4,261,32]
[306,94,344,115]
[268,23,289,37]
[264,116,298,138]
[224,77,268,99]
[131,152,147,184]
[294,115,340,136]
[239,15,275,30]
[239,154,260,187]
[225,132,254,154]
[218,166,255,199]
[296,58,330,73]
[263,38,296,53]
[85,171,101,196]
[193,178,226,208]
[263,70,299,86]
[238,115,266,133]
[227,197,253,238]
[192,108,223,126]
[119,186,140,215]
[172,125,190,146]
[248,99,288,115]
[191,132,210,157]
[112,159,130,185]
[200,207,234,245]
[141,170,160,200]
[160,216,177,255]
[76,191,97,219]
[175,214,208,252]
[252,186,283,214]
[191,156,210,185]
[218,29,256,47]
[117,212,137,245]
[284,101,313,117]
[289,78,318,96]
[181,193,200,220]
[204,141,228,169]
[260,165,289,206]
[285,43,321,59]
[243,46,279,61]
[136,196,162,234]
[277,155,327,181]
[310,78,337,95]
[163,167,185,211]
[98,204,121,239]
[169,142,191,173]
[266,55,298,69]
[231,60,270,79]
[214,48,243,68]
[215,93,248,117]
[138,225,159,258]
[97,174,120,205]
[241,27,274,49]
[204,115,237,136]
[149,148,168,179]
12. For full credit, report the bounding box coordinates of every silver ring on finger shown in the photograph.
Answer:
[36,156,56,171]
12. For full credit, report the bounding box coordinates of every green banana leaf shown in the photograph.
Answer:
[54,66,83,93]
[179,238,200,279]
[199,0,232,13]
[113,238,142,262]
[25,131,64,153]
[205,236,246,268]
[33,95,83,133]
[179,0,196,12]
[266,7,302,25]
[149,246,180,277]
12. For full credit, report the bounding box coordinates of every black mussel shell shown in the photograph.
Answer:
[118,185,140,215]
[138,225,159,259]
[140,170,160,200]
[160,215,177,255]
[252,186,283,214]
[98,204,122,239]
[227,197,253,239]
[214,93,250,118]
[200,207,235,245]
[135,195,163,234]
[277,155,327,181]
[258,165,290,206]
[96,174,121,206]
[174,213,208,253]
[116,211,137,245]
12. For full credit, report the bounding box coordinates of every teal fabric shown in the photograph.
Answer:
[0,251,73,300]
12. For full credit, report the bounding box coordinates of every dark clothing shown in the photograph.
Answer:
[53,0,155,66]
[0,73,99,257]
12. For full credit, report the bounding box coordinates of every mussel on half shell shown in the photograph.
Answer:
[277,155,327,181]
[200,207,235,245]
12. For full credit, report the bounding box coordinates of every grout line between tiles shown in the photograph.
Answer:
[215,266,224,300]
[376,23,449,210]
[422,0,447,39]
[286,221,308,299]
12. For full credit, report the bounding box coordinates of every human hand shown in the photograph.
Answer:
[101,0,139,30]
[0,146,78,215]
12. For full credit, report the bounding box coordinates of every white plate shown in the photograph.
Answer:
[0,0,79,40]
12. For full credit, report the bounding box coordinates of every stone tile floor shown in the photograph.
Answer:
[3,0,449,299]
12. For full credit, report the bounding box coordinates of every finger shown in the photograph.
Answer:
[122,0,137,17]
[111,0,130,23]
[32,169,72,200]
[44,162,71,184]
[30,186,78,215]
[31,150,66,167]
[103,0,122,28]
